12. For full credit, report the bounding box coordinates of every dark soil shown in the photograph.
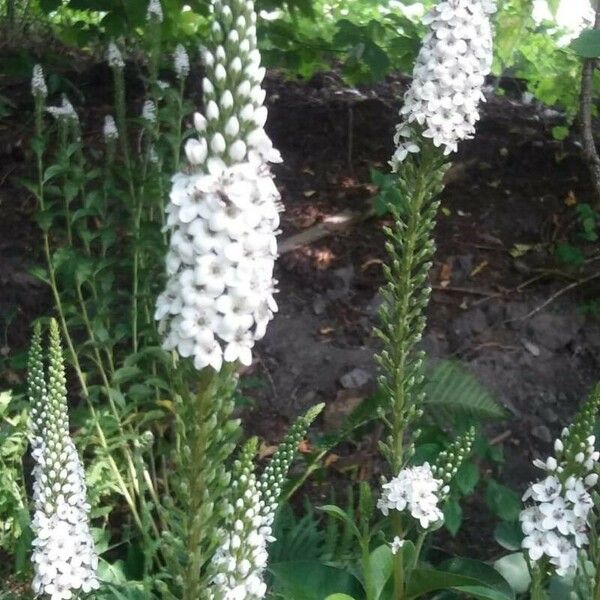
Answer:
[2,65,600,564]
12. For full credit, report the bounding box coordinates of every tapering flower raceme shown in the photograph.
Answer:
[378,463,445,529]
[107,41,125,69]
[146,0,163,22]
[174,44,190,80]
[258,404,324,526]
[103,115,119,142]
[142,99,157,123]
[155,0,283,371]
[390,0,495,170]
[432,426,475,496]
[209,441,271,600]
[28,321,99,600]
[520,422,600,577]
[31,64,48,99]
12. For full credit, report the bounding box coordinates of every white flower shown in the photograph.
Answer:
[142,100,157,122]
[155,0,282,372]
[103,115,119,141]
[106,41,124,68]
[156,165,281,371]
[174,44,190,79]
[390,537,405,555]
[529,476,561,503]
[209,465,270,599]
[146,0,163,22]
[31,64,47,98]
[378,463,443,529]
[520,430,599,577]
[390,0,495,170]
[46,97,78,122]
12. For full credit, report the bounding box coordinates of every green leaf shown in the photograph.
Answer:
[368,545,394,600]
[493,521,523,551]
[485,481,521,522]
[443,497,462,537]
[493,554,531,594]
[318,505,361,540]
[571,29,600,58]
[408,559,514,600]
[455,462,480,495]
[112,366,142,385]
[551,126,569,141]
[325,596,357,600]
[270,561,365,600]
[423,360,506,422]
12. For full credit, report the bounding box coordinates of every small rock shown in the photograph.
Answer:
[540,406,559,424]
[340,367,372,389]
[313,296,327,315]
[521,339,540,356]
[528,313,580,351]
[324,389,365,432]
[531,425,552,444]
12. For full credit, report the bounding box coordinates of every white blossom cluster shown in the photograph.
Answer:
[155,0,282,371]
[103,115,119,141]
[390,0,495,170]
[209,469,271,599]
[174,44,190,79]
[520,431,600,577]
[146,0,163,22]
[378,463,445,529]
[32,64,48,98]
[46,96,78,123]
[28,325,99,600]
[31,442,99,599]
[107,41,124,69]
[142,99,157,123]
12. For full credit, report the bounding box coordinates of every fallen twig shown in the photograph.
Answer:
[514,271,600,321]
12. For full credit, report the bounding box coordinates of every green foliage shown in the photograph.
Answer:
[0,391,29,558]
[423,360,506,423]
[571,28,600,58]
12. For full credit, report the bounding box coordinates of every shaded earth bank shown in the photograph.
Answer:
[1,67,600,561]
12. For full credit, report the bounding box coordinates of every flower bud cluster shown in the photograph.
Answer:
[155,0,282,371]
[432,426,475,493]
[209,449,271,599]
[146,0,163,22]
[174,44,190,80]
[31,64,48,99]
[390,0,495,170]
[28,321,99,600]
[46,96,79,123]
[103,115,119,142]
[520,427,599,577]
[378,463,444,529]
[107,41,125,69]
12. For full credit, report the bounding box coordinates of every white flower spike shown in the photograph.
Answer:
[390,0,495,170]
[155,0,282,372]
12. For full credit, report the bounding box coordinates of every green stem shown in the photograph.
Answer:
[392,514,405,599]
[34,98,146,539]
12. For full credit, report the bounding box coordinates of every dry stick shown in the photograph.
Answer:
[515,271,600,321]
[580,2,600,208]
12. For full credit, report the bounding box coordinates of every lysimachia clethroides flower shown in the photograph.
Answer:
[155,0,282,371]
[209,441,271,600]
[28,321,99,600]
[377,463,446,529]
[390,0,495,170]
[520,427,599,577]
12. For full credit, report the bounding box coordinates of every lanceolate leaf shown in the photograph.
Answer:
[269,561,365,600]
